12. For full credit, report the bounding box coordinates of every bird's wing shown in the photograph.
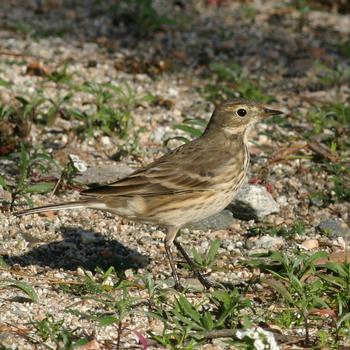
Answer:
[81,141,215,198]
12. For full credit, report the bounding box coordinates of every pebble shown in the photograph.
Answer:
[69,154,88,173]
[230,184,280,221]
[124,269,134,279]
[187,209,235,231]
[277,195,288,206]
[254,235,285,250]
[317,219,350,239]
[301,239,319,250]
[74,163,133,185]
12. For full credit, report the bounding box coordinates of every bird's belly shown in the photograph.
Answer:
[142,190,236,228]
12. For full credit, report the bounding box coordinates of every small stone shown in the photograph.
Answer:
[187,209,234,231]
[101,136,111,146]
[79,339,101,350]
[76,267,85,276]
[254,235,284,250]
[277,195,288,206]
[74,163,133,185]
[124,269,134,279]
[69,154,88,173]
[168,87,178,97]
[301,239,319,250]
[229,184,280,221]
[183,278,205,290]
[0,186,11,202]
[200,240,210,251]
[317,219,350,239]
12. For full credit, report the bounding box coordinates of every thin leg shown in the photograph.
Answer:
[174,240,213,289]
[164,226,183,291]
[164,242,183,291]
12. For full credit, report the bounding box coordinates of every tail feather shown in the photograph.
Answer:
[14,200,93,217]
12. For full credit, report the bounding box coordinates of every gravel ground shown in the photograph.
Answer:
[0,0,350,349]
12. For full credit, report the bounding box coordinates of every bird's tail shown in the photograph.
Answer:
[14,199,96,217]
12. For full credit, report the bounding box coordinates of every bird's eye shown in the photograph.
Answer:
[237,108,247,117]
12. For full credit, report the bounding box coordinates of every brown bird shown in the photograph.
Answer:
[15,100,282,290]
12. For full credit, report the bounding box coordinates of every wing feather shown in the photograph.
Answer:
[80,135,238,199]
[80,143,213,198]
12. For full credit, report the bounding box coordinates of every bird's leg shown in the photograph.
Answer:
[174,240,213,289]
[164,227,183,291]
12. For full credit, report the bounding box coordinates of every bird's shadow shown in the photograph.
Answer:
[4,226,149,273]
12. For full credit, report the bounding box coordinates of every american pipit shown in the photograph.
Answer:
[15,100,282,289]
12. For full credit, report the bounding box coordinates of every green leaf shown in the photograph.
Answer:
[264,278,293,304]
[207,239,221,265]
[318,273,346,288]
[0,78,12,87]
[97,315,119,327]
[145,311,169,325]
[305,251,329,268]
[73,338,90,347]
[312,296,329,309]
[201,311,213,330]
[211,290,231,306]
[191,248,203,267]
[25,182,55,194]
[164,136,191,146]
[0,175,7,188]
[173,124,203,137]
[4,279,39,303]
[337,312,350,328]
[324,262,348,278]
[177,296,201,323]
[182,118,207,127]
[0,256,9,269]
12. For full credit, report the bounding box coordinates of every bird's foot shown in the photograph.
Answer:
[174,240,214,290]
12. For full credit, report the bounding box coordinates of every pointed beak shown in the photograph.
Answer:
[263,107,283,116]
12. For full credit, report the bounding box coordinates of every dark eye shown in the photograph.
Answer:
[237,108,247,117]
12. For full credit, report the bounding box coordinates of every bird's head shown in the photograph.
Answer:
[205,100,282,137]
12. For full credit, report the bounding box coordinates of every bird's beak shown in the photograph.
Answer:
[263,107,283,116]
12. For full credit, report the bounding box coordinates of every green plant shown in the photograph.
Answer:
[167,117,207,144]
[33,314,88,349]
[315,62,350,86]
[0,101,15,120]
[15,93,47,121]
[6,144,57,209]
[1,279,39,303]
[65,275,137,349]
[95,284,137,349]
[307,102,350,136]
[248,221,306,238]
[148,288,251,348]
[263,251,329,344]
[70,82,152,137]
[191,239,221,270]
[0,78,12,87]
[110,0,174,37]
[324,162,350,202]
[59,267,120,296]
[45,93,73,126]
[274,309,294,329]
[46,63,73,84]
[337,40,350,58]
[202,62,274,103]
[318,261,350,340]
